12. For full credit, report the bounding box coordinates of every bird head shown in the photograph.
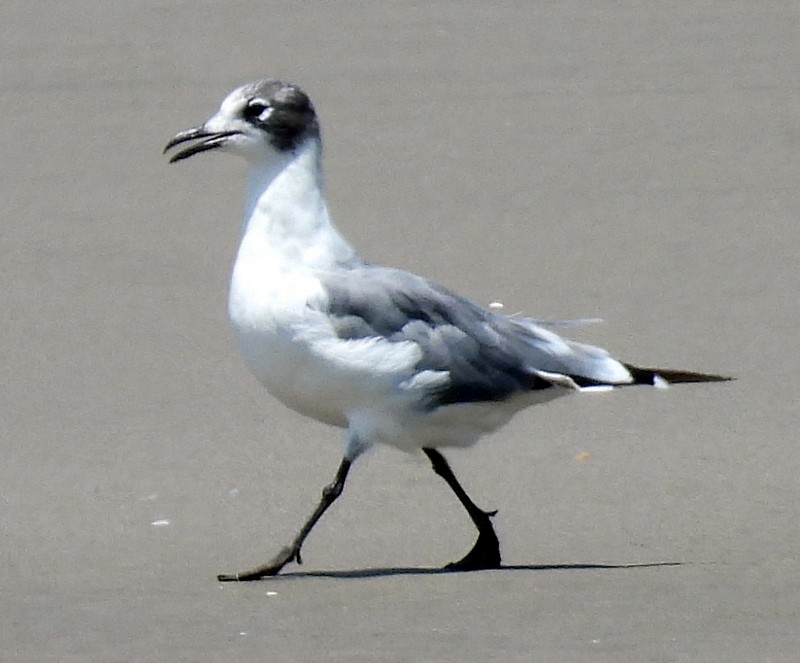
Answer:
[164,79,319,164]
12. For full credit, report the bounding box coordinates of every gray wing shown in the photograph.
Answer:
[315,265,632,406]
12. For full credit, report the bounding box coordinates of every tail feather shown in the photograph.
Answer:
[624,363,733,386]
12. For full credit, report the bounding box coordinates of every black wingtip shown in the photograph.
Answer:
[624,363,734,386]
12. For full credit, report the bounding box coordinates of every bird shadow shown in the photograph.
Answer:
[251,560,683,581]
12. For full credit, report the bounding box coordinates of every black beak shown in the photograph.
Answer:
[163,126,242,163]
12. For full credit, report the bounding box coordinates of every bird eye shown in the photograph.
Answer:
[244,100,271,121]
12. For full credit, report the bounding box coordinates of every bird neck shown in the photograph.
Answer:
[240,137,358,270]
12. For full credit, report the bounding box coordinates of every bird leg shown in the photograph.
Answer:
[423,447,501,571]
[217,457,352,581]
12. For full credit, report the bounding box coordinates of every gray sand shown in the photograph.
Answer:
[2,2,798,661]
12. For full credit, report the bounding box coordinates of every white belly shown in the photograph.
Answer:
[228,267,347,427]
[228,256,424,430]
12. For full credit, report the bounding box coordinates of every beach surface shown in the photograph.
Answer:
[2,2,798,661]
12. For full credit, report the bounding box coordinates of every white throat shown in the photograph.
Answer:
[238,137,358,270]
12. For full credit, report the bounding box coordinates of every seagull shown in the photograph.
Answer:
[164,79,730,581]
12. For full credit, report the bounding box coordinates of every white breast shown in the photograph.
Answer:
[228,243,430,431]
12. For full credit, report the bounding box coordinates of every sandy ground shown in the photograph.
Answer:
[2,2,798,661]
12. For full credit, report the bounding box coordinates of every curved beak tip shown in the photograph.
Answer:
[163,125,206,161]
[163,126,241,163]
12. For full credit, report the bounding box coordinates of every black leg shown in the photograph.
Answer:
[422,447,501,571]
[217,457,352,581]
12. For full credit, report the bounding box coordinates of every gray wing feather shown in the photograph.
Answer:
[315,266,630,405]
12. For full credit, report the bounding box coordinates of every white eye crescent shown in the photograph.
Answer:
[244,99,272,122]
